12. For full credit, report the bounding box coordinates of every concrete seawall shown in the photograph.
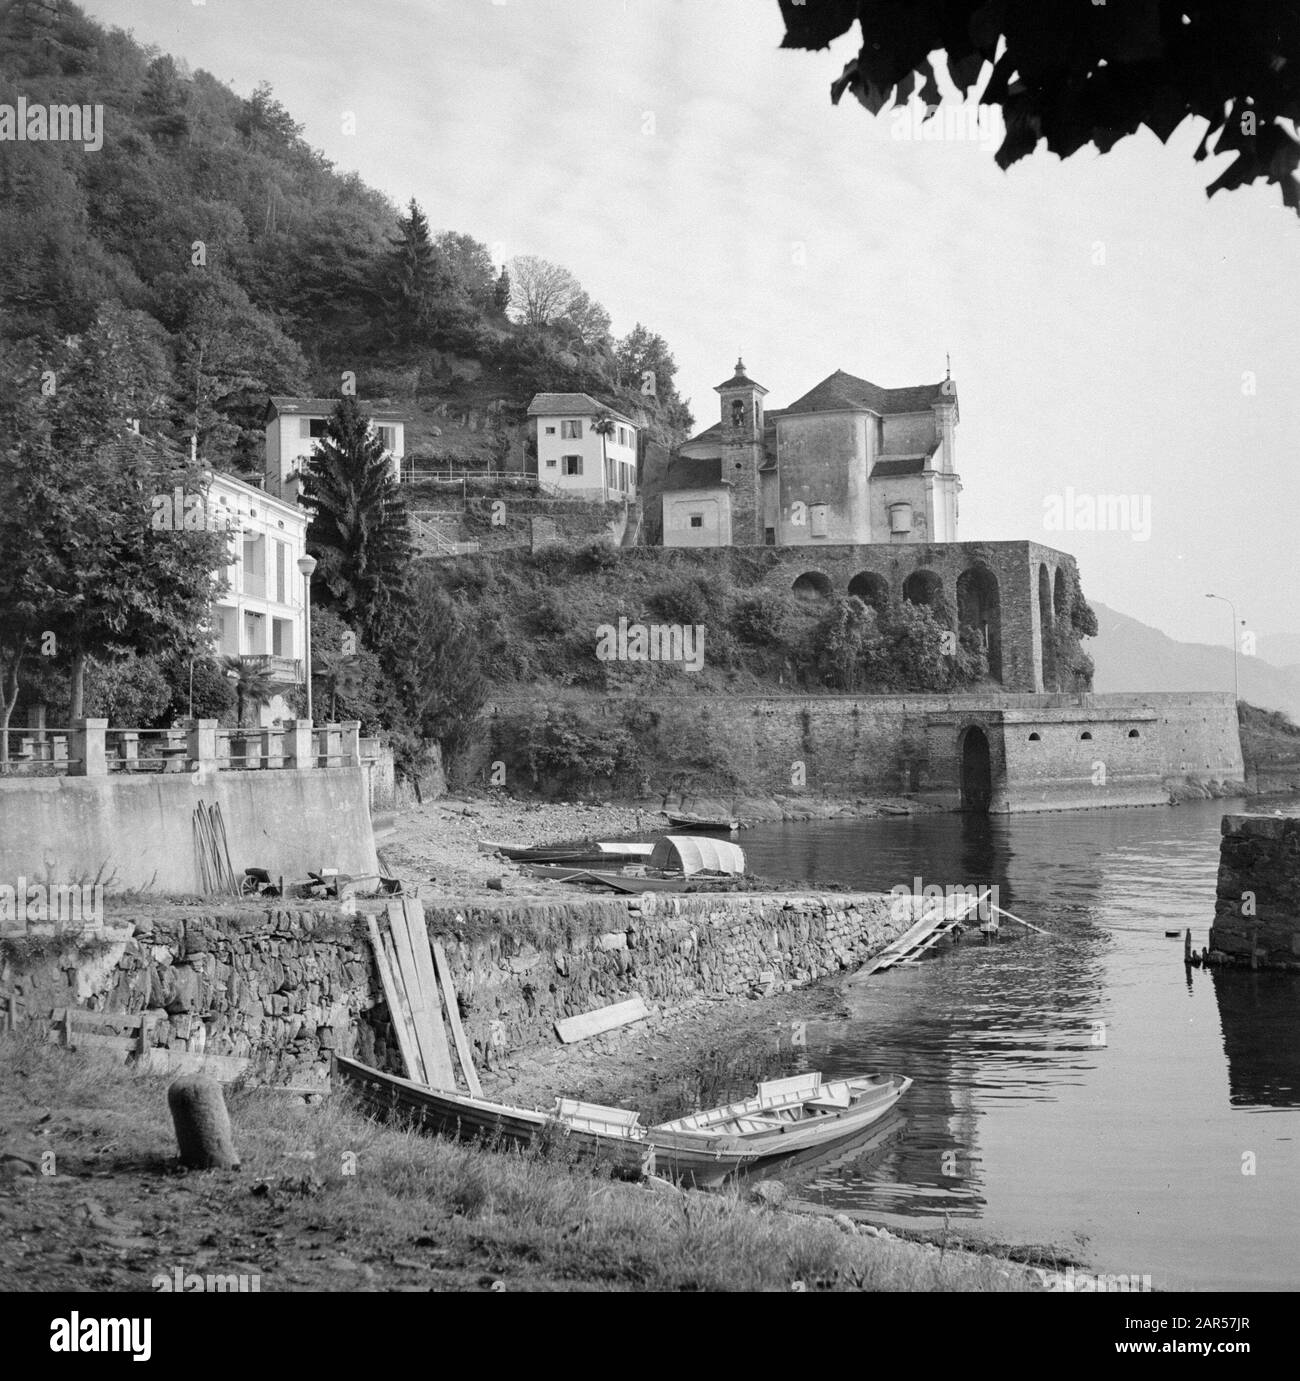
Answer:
[1209,813,1300,970]
[0,891,907,1084]
[0,769,378,894]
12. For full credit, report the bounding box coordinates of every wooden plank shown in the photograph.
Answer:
[431,938,482,1098]
[380,921,426,1085]
[383,907,434,1084]
[398,899,455,1091]
[366,914,422,1082]
[555,995,650,1045]
[136,1050,251,1082]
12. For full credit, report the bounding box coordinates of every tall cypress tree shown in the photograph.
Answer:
[298,395,412,650]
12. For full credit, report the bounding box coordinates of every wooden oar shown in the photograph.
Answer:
[989,902,1050,935]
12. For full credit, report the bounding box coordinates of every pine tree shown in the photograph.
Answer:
[386,199,440,345]
[298,395,413,649]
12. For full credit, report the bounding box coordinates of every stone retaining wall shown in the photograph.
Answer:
[1209,813,1300,970]
[0,891,905,1082]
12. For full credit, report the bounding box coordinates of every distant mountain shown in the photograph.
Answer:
[1089,602,1300,723]
[1256,633,1300,670]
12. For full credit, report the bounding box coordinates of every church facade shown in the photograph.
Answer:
[662,359,960,548]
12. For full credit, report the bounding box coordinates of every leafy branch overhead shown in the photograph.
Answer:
[778,0,1300,210]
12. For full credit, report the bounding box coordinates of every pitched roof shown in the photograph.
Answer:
[715,357,768,395]
[526,393,634,425]
[662,456,726,491]
[782,370,954,418]
[266,396,413,422]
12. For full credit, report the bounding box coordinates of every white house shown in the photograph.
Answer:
[207,470,310,726]
[525,393,638,500]
[263,396,411,503]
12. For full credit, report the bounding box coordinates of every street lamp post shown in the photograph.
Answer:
[297,554,318,723]
[1205,593,1239,706]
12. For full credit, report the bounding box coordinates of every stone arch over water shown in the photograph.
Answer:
[960,724,993,813]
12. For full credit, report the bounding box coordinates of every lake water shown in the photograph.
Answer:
[700,800,1300,1291]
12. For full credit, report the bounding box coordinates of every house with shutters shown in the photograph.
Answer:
[262,395,411,503]
[525,393,638,500]
[661,359,959,548]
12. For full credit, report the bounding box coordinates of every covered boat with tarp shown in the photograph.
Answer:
[649,835,746,876]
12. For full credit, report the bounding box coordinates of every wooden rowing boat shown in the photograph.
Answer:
[478,838,655,864]
[653,1071,913,1162]
[334,1057,912,1187]
[334,1055,760,1187]
[519,864,745,893]
[663,811,739,832]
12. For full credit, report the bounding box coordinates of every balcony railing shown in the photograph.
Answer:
[0,720,362,777]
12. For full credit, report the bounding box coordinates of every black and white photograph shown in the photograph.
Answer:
[1,0,1297,1340]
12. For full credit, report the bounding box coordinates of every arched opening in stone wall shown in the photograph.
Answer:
[1053,565,1068,623]
[791,571,833,603]
[956,565,1003,683]
[1038,563,1058,692]
[960,725,993,813]
[847,571,890,616]
[902,569,944,612]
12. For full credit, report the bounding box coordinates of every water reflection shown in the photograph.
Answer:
[653,798,1300,1288]
[1211,967,1300,1108]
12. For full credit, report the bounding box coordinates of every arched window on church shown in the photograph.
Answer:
[730,399,745,428]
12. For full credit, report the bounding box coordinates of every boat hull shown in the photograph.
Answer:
[333,1056,757,1188]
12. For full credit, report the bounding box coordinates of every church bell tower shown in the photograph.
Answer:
[715,357,767,545]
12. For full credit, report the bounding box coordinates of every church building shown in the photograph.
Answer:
[661,359,960,548]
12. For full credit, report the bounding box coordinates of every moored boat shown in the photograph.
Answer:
[334,1057,912,1187]
[652,1071,913,1161]
[334,1055,761,1187]
[663,811,739,832]
[478,838,655,864]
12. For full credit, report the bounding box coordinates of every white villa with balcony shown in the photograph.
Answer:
[526,393,638,500]
[208,470,309,726]
[263,396,411,503]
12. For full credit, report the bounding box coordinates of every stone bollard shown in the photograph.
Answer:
[167,1075,240,1170]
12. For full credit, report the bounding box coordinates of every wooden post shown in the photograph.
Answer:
[1184,929,1193,964]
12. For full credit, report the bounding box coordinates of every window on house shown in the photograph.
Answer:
[272,617,292,659]
[545,457,557,468]
[302,417,328,439]
[561,420,582,439]
[563,455,583,476]
[689,514,704,529]
[545,426,556,435]
[810,503,828,538]
[274,540,286,603]
[375,424,396,452]
[242,535,266,597]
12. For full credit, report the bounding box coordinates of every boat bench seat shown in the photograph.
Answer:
[555,1098,642,1132]
[807,1087,852,1110]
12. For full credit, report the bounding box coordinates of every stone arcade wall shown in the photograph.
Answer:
[0,892,906,1082]
[507,689,1243,812]
[1209,813,1300,970]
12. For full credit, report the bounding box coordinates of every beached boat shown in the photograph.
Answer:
[334,1057,912,1188]
[522,837,749,893]
[663,811,740,832]
[478,839,655,864]
[334,1055,761,1187]
[520,864,743,893]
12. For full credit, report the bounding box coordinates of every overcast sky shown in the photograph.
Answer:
[87,0,1300,649]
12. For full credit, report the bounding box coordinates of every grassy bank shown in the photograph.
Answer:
[0,1034,1034,1293]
